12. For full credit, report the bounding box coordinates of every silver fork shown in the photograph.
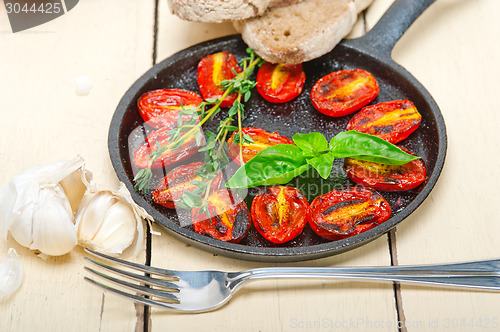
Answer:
[84,248,500,313]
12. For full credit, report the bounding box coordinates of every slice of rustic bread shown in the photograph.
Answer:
[233,0,373,64]
[167,0,304,23]
[167,0,269,23]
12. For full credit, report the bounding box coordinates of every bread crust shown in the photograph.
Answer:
[167,0,271,23]
[234,0,372,64]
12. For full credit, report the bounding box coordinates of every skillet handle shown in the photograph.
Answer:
[348,0,436,58]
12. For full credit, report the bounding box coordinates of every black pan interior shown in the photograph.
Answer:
[109,35,446,262]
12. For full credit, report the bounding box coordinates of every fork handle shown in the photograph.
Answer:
[234,259,500,290]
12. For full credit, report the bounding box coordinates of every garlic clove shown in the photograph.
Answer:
[0,248,23,298]
[76,183,151,258]
[30,184,77,256]
[75,191,115,243]
[89,198,137,254]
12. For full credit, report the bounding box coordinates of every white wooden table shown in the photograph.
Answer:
[1,0,499,331]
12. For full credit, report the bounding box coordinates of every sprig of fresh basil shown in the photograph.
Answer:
[226,130,420,189]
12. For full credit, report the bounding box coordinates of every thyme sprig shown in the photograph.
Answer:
[133,49,263,212]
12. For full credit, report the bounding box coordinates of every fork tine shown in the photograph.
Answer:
[84,266,179,302]
[85,257,180,291]
[84,277,182,310]
[84,248,178,278]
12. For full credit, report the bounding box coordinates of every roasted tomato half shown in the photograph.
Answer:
[197,51,242,108]
[133,127,202,169]
[256,62,306,103]
[346,99,422,144]
[309,187,391,240]
[152,162,223,208]
[344,147,426,192]
[227,127,293,165]
[137,89,202,129]
[191,190,251,243]
[311,69,379,117]
[251,186,310,244]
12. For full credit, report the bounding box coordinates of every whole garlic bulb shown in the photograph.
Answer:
[0,157,92,256]
[0,157,153,258]
[75,184,151,258]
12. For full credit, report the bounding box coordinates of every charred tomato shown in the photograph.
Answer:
[152,162,223,208]
[256,62,306,103]
[346,99,422,144]
[344,147,426,192]
[309,187,391,240]
[133,127,202,169]
[197,51,242,108]
[311,69,379,117]
[251,186,310,244]
[227,127,293,165]
[137,89,202,129]
[191,190,251,243]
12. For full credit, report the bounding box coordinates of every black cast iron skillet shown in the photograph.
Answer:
[109,0,446,262]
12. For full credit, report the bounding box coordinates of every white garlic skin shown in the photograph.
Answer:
[59,167,92,213]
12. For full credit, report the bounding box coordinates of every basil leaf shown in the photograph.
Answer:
[226,144,311,188]
[293,132,328,155]
[330,131,419,165]
[306,151,335,179]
